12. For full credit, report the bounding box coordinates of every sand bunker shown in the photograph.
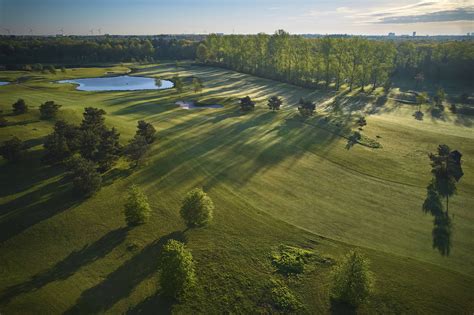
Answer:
[176,101,223,110]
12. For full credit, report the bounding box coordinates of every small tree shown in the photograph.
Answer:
[136,120,156,144]
[160,240,196,299]
[12,99,28,115]
[67,156,102,197]
[124,185,151,226]
[173,75,184,94]
[39,101,62,120]
[180,188,214,227]
[240,96,255,111]
[192,77,203,95]
[268,96,282,111]
[331,250,374,307]
[298,97,315,117]
[124,135,149,168]
[0,136,24,162]
[196,43,209,63]
[43,120,81,164]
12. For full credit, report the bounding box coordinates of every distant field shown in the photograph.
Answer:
[0,61,473,314]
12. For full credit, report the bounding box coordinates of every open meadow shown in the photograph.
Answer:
[0,61,473,314]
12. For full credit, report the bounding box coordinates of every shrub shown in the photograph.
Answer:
[271,245,313,275]
[331,250,374,307]
[298,97,315,117]
[124,185,151,226]
[268,96,282,111]
[67,156,102,197]
[160,240,196,299]
[180,188,214,227]
[12,99,28,115]
[240,96,255,111]
[0,136,24,162]
[270,279,302,311]
[357,116,367,127]
[39,101,62,119]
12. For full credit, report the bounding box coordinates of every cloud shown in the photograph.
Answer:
[357,0,474,24]
[376,8,474,23]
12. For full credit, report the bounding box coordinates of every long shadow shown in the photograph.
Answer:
[0,175,80,242]
[0,150,63,198]
[126,292,173,315]
[330,299,356,315]
[64,231,186,315]
[0,227,129,304]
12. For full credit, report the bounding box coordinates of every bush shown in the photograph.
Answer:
[240,96,255,111]
[180,188,214,227]
[331,250,374,307]
[298,97,315,117]
[270,279,302,311]
[160,240,196,299]
[12,99,28,115]
[67,156,102,197]
[271,245,313,275]
[39,101,62,119]
[0,136,24,162]
[124,185,151,226]
[268,96,282,111]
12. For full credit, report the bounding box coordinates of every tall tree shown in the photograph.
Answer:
[39,101,62,120]
[136,120,156,144]
[429,145,463,214]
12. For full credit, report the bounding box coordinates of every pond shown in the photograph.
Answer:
[0,81,10,86]
[56,75,173,91]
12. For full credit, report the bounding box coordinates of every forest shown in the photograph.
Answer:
[1,32,473,90]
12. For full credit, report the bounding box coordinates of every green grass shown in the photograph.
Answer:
[0,61,473,314]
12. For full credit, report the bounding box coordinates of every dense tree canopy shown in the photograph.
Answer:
[159,240,196,299]
[0,136,24,162]
[180,188,214,227]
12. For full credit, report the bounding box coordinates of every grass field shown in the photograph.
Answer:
[0,61,473,314]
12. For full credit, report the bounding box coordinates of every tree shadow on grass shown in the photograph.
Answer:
[330,299,356,315]
[126,292,173,315]
[0,176,80,243]
[64,231,186,315]
[0,227,129,305]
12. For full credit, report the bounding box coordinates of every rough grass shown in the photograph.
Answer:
[0,61,473,314]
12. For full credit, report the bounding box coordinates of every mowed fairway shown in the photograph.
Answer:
[0,62,473,313]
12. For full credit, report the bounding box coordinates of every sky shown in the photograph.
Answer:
[0,0,473,35]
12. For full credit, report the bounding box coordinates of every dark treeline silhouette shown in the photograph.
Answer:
[197,31,473,89]
[0,36,197,66]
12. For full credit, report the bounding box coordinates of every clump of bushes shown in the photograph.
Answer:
[240,96,255,111]
[270,279,302,312]
[271,245,313,275]
[298,97,315,117]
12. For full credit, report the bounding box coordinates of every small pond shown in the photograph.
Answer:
[0,81,10,86]
[57,75,173,91]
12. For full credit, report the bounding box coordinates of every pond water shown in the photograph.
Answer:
[0,81,10,86]
[57,75,173,91]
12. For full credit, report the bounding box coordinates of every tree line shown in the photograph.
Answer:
[196,31,473,89]
[0,36,197,66]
